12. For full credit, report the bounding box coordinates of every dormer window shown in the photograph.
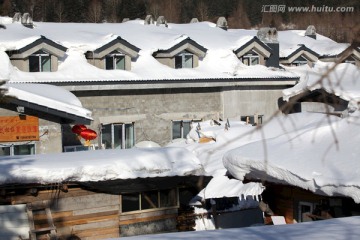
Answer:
[292,55,309,66]
[175,51,193,69]
[105,52,125,70]
[29,50,51,72]
[241,50,260,66]
[343,56,356,65]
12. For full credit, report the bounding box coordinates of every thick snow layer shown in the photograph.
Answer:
[283,62,360,111]
[223,112,360,203]
[4,83,92,120]
[0,147,203,184]
[0,18,302,83]
[112,216,360,239]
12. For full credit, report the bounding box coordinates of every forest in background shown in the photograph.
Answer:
[0,0,359,43]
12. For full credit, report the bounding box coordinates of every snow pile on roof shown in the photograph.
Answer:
[4,83,92,120]
[0,51,12,79]
[223,112,360,203]
[0,147,203,185]
[283,62,360,111]
[0,19,301,83]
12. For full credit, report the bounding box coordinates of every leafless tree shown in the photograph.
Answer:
[196,0,209,22]
[87,0,102,23]
[54,0,65,22]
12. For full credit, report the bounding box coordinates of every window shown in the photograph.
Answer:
[64,145,89,152]
[172,120,200,139]
[175,51,193,69]
[298,201,318,222]
[292,55,308,66]
[29,50,51,72]
[101,123,134,149]
[0,144,35,156]
[105,52,125,70]
[122,189,178,213]
[343,56,356,65]
[241,51,260,66]
[241,115,263,126]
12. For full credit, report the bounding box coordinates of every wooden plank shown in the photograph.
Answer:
[120,208,178,220]
[72,219,118,231]
[75,227,119,239]
[51,193,120,212]
[73,205,119,216]
[10,187,97,204]
[119,213,177,225]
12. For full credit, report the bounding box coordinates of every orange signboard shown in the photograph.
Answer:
[0,116,39,142]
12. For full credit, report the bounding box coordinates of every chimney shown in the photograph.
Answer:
[305,25,316,39]
[190,18,199,23]
[257,27,279,68]
[216,17,228,30]
[144,14,154,25]
[156,16,168,27]
[21,13,33,28]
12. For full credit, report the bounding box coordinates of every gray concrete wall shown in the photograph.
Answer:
[222,86,285,121]
[75,88,222,146]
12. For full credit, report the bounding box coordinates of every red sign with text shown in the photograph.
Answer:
[0,116,39,142]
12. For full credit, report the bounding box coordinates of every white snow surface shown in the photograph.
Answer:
[0,17,314,82]
[113,216,360,239]
[4,83,92,120]
[283,62,360,111]
[0,147,203,184]
[223,112,360,203]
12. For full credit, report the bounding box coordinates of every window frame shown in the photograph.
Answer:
[121,188,179,214]
[100,122,135,149]
[292,55,309,66]
[241,50,260,66]
[0,143,36,156]
[105,52,126,70]
[172,120,201,140]
[175,51,193,69]
[29,50,51,72]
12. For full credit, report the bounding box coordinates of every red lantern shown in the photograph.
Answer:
[72,124,87,135]
[80,129,97,141]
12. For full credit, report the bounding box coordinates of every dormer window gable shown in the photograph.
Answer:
[86,37,140,71]
[6,36,67,72]
[281,45,319,66]
[234,37,272,66]
[153,38,207,69]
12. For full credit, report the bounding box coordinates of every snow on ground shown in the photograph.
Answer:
[113,216,360,239]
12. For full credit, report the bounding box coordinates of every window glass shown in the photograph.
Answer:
[122,193,140,212]
[0,146,11,156]
[113,124,122,149]
[41,55,51,72]
[184,55,193,68]
[183,121,191,138]
[124,123,134,149]
[172,121,181,139]
[141,191,158,210]
[29,55,40,72]
[175,55,182,69]
[105,56,114,70]
[160,189,177,208]
[251,56,259,65]
[101,124,112,149]
[13,144,35,155]
[116,55,125,70]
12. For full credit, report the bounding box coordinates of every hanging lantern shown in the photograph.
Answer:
[72,124,87,135]
[80,129,97,146]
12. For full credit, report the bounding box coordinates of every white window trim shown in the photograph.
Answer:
[0,143,36,156]
[105,53,125,70]
[29,51,51,72]
[100,122,135,149]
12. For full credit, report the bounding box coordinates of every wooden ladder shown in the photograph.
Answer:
[26,200,57,240]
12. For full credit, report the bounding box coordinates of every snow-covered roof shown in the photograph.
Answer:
[0,147,203,185]
[3,83,92,123]
[223,112,360,203]
[282,62,360,111]
[0,16,328,83]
